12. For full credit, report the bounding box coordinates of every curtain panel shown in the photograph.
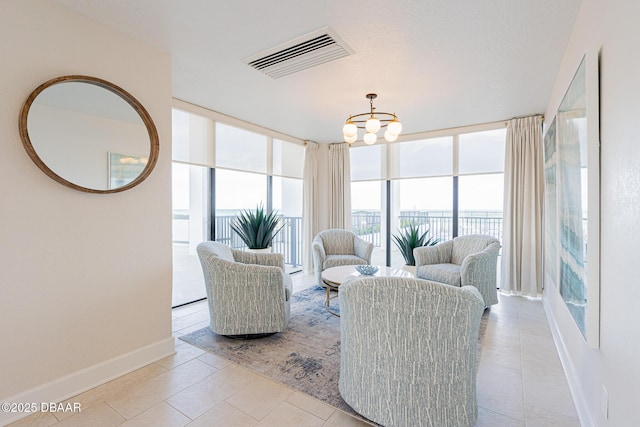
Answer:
[302,141,320,273]
[328,143,352,230]
[501,115,544,296]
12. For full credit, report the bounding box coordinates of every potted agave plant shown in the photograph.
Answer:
[231,204,284,252]
[392,223,439,273]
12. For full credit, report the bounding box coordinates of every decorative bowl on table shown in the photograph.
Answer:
[355,265,379,275]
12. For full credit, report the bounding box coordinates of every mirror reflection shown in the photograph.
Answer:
[20,76,158,193]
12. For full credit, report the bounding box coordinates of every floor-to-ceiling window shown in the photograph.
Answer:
[171,101,305,307]
[350,122,506,270]
[350,144,386,265]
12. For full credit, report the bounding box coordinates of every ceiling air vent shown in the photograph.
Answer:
[245,27,354,79]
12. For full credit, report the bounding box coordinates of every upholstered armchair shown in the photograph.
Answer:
[312,229,374,287]
[339,275,485,427]
[413,234,500,306]
[196,241,292,336]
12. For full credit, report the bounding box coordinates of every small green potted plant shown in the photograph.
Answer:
[392,223,439,270]
[231,204,284,251]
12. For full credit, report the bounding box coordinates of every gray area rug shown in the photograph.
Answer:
[179,285,488,421]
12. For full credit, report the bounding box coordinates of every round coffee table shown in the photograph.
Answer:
[321,265,415,316]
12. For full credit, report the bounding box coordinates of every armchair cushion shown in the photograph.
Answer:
[323,254,368,270]
[416,263,461,287]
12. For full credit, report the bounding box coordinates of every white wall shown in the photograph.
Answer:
[0,1,173,423]
[543,0,640,425]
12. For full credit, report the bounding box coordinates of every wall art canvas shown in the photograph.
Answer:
[554,52,600,347]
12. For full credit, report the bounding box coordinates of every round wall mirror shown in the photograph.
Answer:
[19,75,159,193]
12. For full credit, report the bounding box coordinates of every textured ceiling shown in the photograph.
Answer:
[54,0,581,143]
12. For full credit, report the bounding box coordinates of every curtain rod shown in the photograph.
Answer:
[504,114,544,126]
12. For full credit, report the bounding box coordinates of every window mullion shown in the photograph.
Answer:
[453,134,459,238]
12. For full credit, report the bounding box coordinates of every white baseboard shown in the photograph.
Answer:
[0,337,175,426]
[543,297,595,427]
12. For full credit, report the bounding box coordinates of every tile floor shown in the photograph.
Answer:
[9,274,580,427]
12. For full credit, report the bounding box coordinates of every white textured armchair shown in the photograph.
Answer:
[414,234,500,306]
[339,275,485,427]
[312,229,374,287]
[196,241,292,337]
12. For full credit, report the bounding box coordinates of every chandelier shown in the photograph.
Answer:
[343,93,402,145]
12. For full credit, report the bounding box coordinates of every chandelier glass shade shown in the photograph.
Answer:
[343,93,402,145]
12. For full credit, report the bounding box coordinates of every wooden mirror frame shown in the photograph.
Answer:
[19,75,159,194]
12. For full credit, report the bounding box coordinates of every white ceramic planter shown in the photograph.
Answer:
[246,247,272,254]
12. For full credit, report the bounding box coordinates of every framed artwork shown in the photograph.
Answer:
[108,152,149,189]
[548,51,600,347]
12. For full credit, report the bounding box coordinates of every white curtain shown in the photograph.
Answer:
[328,143,352,230]
[501,116,544,296]
[302,141,320,273]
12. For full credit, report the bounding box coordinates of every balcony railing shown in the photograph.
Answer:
[353,210,503,246]
[351,211,382,246]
